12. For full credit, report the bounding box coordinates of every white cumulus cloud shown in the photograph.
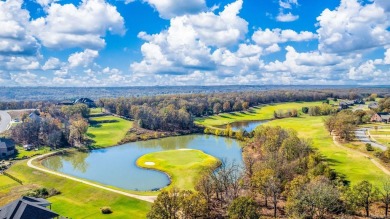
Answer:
[143,0,206,19]
[31,0,125,50]
[68,49,99,68]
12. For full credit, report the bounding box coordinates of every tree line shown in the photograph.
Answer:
[10,104,90,148]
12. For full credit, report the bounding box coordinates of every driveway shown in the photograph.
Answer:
[0,111,11,133]
[355,128,387,151]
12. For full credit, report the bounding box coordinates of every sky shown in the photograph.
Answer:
[0,0,389,86]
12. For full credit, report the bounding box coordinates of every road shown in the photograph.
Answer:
[355,128,387,151]
[27,153,157,203]
[0,111,11,133]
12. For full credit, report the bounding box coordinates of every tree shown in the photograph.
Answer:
[381,178,390,218]
[242,102,250,111]
[213,103,222,114]
[228,197,259,219]
[69,116,89,146]
[302,107,309,114]
[180,190,207,219]
[323,116,337,135]
[223,101,231,112]
[233,102,243,112]
[286,177,341,219]
[351,181,379,217]
[147,189,181,219]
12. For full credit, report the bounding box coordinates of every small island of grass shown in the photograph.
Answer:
[136,149,220,191]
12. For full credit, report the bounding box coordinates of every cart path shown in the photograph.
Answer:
[27,153,157,203]
[332,135,390,176]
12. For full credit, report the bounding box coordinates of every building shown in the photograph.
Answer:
[0,140,14,158]
[74,98,96,108]
[368,102,379,110]
[0,196,59,219]
[371,112,390,123]
[28,112,41,122]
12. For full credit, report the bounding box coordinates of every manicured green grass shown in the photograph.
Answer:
[87,116,133,148]
[195,101,323,127]
[137,150,220,191]
[12,146,50,159]
[90,107,104,115]
[0,161,151,218]
[264,115,389,188]
[0,175,19,189]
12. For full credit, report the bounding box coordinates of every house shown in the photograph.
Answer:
[74,98,96,108]
[0,196,59,219]
[371,112,390,123]
[0,140,14,158]
[354,99,365,104]
[368,102,379,110]
[339,101,355,110]
[28,112,41,122]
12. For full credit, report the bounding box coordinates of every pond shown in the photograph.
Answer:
[218,120,268,132]
[42,135,243,191]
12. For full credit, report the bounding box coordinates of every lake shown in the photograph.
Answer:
[42,135,243,191]
[218,120,268,132]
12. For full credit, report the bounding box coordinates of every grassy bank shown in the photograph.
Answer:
[137,149,220,191]
[87,115,133,148]
[195,101,322,127]
[0,161,151,218]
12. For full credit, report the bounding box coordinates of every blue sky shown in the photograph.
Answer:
[0,0,389,86]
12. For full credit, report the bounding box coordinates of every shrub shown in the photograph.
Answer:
[366,143,374,151]
[101,206,113,214]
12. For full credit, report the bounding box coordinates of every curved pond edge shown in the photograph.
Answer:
[32,151,161,196]
[27,152,158,202]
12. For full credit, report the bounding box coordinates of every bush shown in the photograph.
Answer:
[366,143,374,151]
[101,206,113,214]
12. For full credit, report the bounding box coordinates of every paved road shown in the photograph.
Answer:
[28,152,157,203]
[355,128,387,151]
[0,111,11,133]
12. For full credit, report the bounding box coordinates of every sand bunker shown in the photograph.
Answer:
[144,162,155,166]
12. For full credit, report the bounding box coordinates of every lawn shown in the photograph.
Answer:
[87,116,133,148]
[137,149,220,191]
[12,146,50,159]
[195,101,323,127]
[90,107,104,115]
[0,160,151,218]
[264,115,389,188]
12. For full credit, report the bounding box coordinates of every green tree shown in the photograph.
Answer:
[286,177,341,219]
[147,189,181,219]
[228,197,259,219]
[381,178,390,218]
[351,181,379,217]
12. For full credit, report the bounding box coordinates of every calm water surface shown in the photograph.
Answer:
[218,120,268,132]
[42,135,243,191]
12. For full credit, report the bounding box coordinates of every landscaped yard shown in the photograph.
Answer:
[87,115,133,148]
[137,149,220,191]
[195,101,323,127]
[12,146,50,159]
[0,161,151,218]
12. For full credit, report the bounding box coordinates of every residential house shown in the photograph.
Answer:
[368,102,379,110]
[28,112,41,122]
[371,112,390,123]
[74,98,96,108]
[0,140,14,158]
[0,196,59,219]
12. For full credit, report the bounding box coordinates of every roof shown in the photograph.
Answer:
[74,98,94,103]
[378,113,390,120]
[0,141,10,149]
[0,197,59,219]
